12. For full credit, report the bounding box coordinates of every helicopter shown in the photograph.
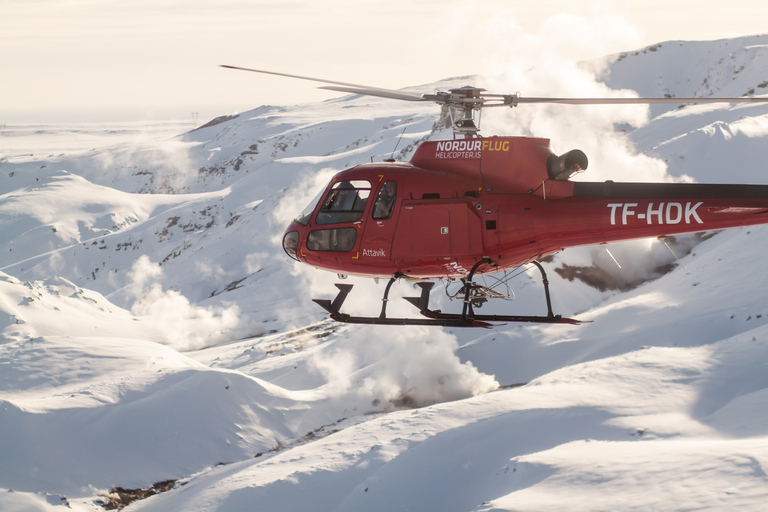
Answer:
[221,65,768,327]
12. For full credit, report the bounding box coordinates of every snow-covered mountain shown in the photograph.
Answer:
[2,35,768,511]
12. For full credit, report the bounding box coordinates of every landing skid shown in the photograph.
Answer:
[313,260,583,327]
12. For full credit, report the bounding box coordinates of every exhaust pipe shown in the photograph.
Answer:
[547,149,588,181]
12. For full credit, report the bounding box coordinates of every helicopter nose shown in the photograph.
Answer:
[282,231,300,261]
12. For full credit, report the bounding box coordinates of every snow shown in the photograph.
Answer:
[2,36,768,511]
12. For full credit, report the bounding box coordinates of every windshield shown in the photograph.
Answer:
[294,188,324,226]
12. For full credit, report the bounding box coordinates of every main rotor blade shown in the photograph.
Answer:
[220,66,768,107]
[317,85,429,102]
[220,65,427,102]
[501,96,768,105]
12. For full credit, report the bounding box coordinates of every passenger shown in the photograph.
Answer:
[373,181,397,219]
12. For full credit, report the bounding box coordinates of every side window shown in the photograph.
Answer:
[372,181,397,220]
[315,180,371,225]
[306,228,357,252]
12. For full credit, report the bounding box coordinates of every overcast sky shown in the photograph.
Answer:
[3,0,768,123]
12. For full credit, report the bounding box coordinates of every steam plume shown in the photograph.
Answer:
[127,255,241,350]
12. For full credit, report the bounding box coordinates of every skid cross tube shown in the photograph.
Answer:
[530,260,556,319]
[312,259,582,327]
[379,275,398,319]
[313,283,495,327]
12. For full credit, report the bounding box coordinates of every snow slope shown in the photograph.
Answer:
[1,36,768,511]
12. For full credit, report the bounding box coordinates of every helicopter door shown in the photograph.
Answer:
[360,180,400,263]
[392,202,482,259]
[393,205,451,258]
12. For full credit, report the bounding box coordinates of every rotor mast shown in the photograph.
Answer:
[425,86,487,139]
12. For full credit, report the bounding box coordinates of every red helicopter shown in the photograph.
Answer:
[222,65,768,327]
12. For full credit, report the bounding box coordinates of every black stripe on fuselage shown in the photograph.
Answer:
[573,181,768,198]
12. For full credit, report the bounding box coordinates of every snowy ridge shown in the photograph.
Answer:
[2,36,768,511]
[606,35,768,104]
[605,35,768,183]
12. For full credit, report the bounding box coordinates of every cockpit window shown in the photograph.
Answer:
[307,228,357,252]
[315,180,371,225]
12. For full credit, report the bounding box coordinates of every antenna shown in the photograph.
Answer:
[389,127,407,161]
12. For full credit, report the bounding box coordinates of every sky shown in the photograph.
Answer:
[2,0,768,124]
